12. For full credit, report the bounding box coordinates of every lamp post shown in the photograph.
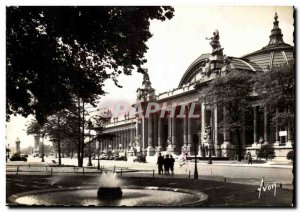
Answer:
[97,140,100,170]
[193,134,199,179]
[6,144,10,162]
[41,134,45,162]
[87,120,93,166]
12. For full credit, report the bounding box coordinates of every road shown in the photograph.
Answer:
[6,155,293,187]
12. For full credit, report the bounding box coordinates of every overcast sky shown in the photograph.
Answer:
[5,6,294,150]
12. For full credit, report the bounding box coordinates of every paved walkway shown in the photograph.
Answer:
[6,156,294,189]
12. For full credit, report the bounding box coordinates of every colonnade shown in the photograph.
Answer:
[102,127,136,151]
[102,103,293,157]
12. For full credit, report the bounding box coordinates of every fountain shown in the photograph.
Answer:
[8,171,208,206]
[97,172,122,199]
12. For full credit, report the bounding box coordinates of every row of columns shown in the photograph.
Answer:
[102,128,136,151]
[136,103,227,156]
[253,106,293,146]
[102,104,293,156]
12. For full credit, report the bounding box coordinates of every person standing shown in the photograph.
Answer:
[247,152,253,165]
[164,155,170,175]
[157,153,164,175]
[170,155,175,175]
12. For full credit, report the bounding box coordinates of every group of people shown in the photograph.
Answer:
[157,153,175,175]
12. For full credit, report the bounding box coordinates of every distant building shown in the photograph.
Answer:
[102,13,294,160]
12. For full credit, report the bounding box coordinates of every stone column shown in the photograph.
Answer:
[183,106,188,146]
[157,116,163,152]
[201,103,206,142]
[153,113,158,150]
[214,106,220,156]
[122,130,125,150]
[168,115,172,140]
[130,128,134,144]
[264,107,268,144]
[142,116,148,153]
[124,129,128,150]
[221,106,232,158]
[135,118,141,152]
[116,132,119,150]
[274,109,280,146]
[118,130,123,149]
[147,114,155,155]
[172,116,176,146]
[187,105,192,151]
[253,106,258,145]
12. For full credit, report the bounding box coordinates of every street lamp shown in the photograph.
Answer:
[193,134,199,179]
[87,120,93,166]
[6,144,10,162]
[41,134,45,162]
[97,140,101,170]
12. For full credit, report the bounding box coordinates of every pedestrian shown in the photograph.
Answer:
[170,155,175,175]
[185,152,188,164]
[164,155,170,175]
[247,152,253,165]
[157,153,164,175]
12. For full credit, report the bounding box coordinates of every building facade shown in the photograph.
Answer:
[102,13,294,160]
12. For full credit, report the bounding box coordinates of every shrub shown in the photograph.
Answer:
[287,150,294,161]
[257,144,275,161]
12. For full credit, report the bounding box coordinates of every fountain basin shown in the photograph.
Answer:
[8,186,208,207]
[97,187,122,199]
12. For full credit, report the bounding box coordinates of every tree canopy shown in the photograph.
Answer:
[7,6,174,125]
[202,71,254,128]
[255,63,295,126]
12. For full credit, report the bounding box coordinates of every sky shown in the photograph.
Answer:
[5,6,294,150]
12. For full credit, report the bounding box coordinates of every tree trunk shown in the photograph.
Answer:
[80,101,85,166]
[77,96,83,167]
[57,116,62,165]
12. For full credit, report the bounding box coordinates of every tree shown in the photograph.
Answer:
[201,71,254,161]
[7,6,174,125]
[257,144,275,161]
[255,63,295,142]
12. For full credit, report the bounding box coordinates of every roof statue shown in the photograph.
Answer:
[142,68,151,87]
[206,29,223,55]
[136,68,156,101]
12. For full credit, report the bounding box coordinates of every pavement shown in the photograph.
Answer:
[6,155,294,207]
[6,156,294,189]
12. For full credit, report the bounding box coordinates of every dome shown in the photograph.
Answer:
[178,54,263,87]
[242,12,294,70]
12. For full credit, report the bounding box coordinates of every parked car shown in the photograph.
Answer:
[114,156,127,161]
[20,154,28,158]
[10,154,27,162]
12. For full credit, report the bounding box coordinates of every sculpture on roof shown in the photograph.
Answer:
[221,54,231,74]
[142,68,150,86]
[136,68,156,101]
[206,30,223,55]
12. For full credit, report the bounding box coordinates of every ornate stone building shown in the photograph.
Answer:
[102,13,294,160]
